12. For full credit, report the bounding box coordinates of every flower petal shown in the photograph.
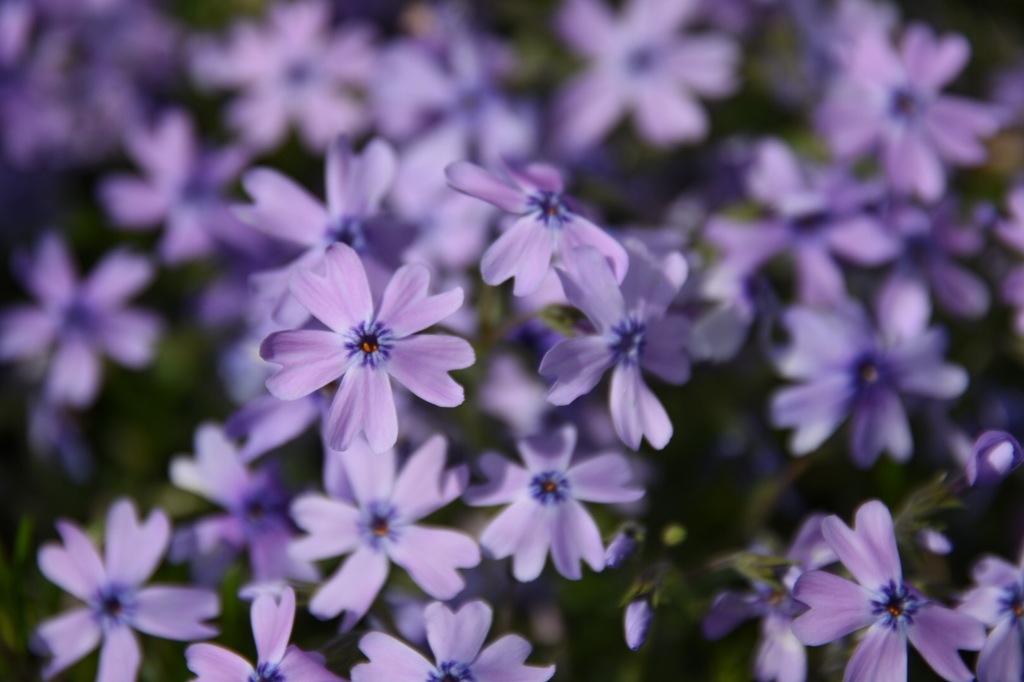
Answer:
[843,622,907,682]
[387,335,474,408]
[309,547,390,629]
[97,626,141,682]
[446,161,529,213]
[549,499,604,580]
[289,494,362,561]
[47,340,101,408]
[791,571,875,645]
[133,586,220,640]
[237,167,328,246]
[290,243,374,333]
[464,453,530,507]
[389,525,480,600]
[185,643,254,682]
[352,632,434,682]
[425,600,492,665]
[392,435,462,522]
[481,217,554,297]
[261,330,347,401]
[105,499,170,588]
[252,586,295,665]
[976,618,1024,682]
[609,364,672,450]
[39,522,106,601]
[822,500,901,589]
[35,608,102,681]
[474,634,555,682]
[377,266,464,339]
[567,453,643,503]
[907,604,985,682]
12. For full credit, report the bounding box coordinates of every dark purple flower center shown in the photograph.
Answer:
[1000,583,1024,621]
[250,662,285,682]
[179,170,217,206]
[610,318,647,366]
[345,321,394,369]
[852,354,887,391]
[360,501,399,548]
[528,192,571,229]
[428,660,474,682]
[790,210,830,235]
[530,470,570,506]
[92,584,136,629]
[889,87,925,124]
[240,488,290,533]
[871,580,922,630]
[625,46,658,74]
[284,59,316,87]
[63,299,96,335]
[326,216,368,251]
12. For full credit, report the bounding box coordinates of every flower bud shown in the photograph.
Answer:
[605,523,642,569]
[624,597,653,651]
[965,430,1023,487]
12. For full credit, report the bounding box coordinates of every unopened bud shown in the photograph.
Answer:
[966,431,1023,487]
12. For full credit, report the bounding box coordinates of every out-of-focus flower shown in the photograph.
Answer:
[0,234,161,408]
[186,586,341,682]
[169,423,318,584]
[769,303,967,466]
[605,523,643,569]
[446,160,627,297]
[190,0,374,151]
[289,435,479,629]
[624,596,654,650]
[817,23,1000,202]
[225,393,322,462]
[540,242,689,450]
[792,500,984,682]
[99,109,252,264]
[554,0,739,151]
[964,430,1024,487]
[465,424,643,581]
[351,600,555,682]
[33,499,219,681]
[259,243,473,453]
[958,547,1024,682]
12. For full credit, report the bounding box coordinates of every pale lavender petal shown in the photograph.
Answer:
[479,498,540,561]
[755,612,806,682]
[237,168,329,246]
[464,453,531,507]
[261,330,348,400]
[624,598,653,651]
[609,364,672,450]
[344,137,397,217]
[35,609,102,680]
[252,586,295,665]
[827,215,901,266]
[618,245,688,319]
[928,260,989,319]
[559,218,629,286]
[39,522,106,601]
[229,396,319,463]
[96,310,162,368]
[901,24,969,90]
[446,162,529,213]
[392,435,460,522]
[971,554,1022,587]
[843,623,906,682]
[24,234,77,304]
[850,389,912,467]
[641,315,691,385]
[549,499,604,580]
[105,500,170,587]
[511,508,552,582]
[81,251,154,308]
[96,626,141,682]
[425,600,492,665]
[822,500,901,589]
[556,245,626,330]
[556,0,617,58]
[505,162,565,198]
[770,374,853,456]
[702,592,759,640]
[481,218,554,297]
[890,331,968,399]
[278,645,344,681]
[133,586,219,640]
[289,244,374,333]
[228,93,289,153]
[790,571,875,645]
[185,643,254,682]
[876,273,931,343]
[352,632,434,682]
[555,70,626,152]
[377,265,464,338]
[907,604,985,682]
[388,335,474,408]
[474,634,555,682]
[518,426,577,473]
[0,306,56,360]
[927,97,999,164]
[389,525,480,599]
[170,424,249,507]
[100,176,168,228]
[567,453,643,503]
[884,131,944,203]
[289,495,361,561]
[668,36,740,97]
[46,340,101,408]
[634,81,708,144]
[360,369,398,454]
[976,618,1023,682]
[309,547,389,628]
[539,336,615,406]
[339,437,396,508]
[794,243,846,306]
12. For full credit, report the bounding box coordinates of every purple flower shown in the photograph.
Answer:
[769,303,967,466]
[351,600,555,682]
[958,549,1024,682]
[186,586,341,682]
[259,242,473,453]
[465,425,643,582]
[446,159,627,297]
[624,597,654,650]
[817,23,1000,202]
[169,423,318,584]
[791,500,985,682]
[289,435,480,629]
[225,394,322,463]
[99,109,251,264]
[33,499,219,681]
[554,0,739,150]
[965,430,1024,488]
[539,243,689,450]
[0,234,161,408]
[190,0,374,151]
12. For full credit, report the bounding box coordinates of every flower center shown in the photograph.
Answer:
[345,322,394,369]
[92,584,136,629]
[326,216,367,251]
[284,59,315,87]
[360,502,399,548]
[428,661,474,682]
[610,318,647,366]
[1000,583,1024,620]
[871,581,922,630]
[625,46,658,74]
[889,87,924,124]
[529,192,571,229]
[530,471,570,506]
[250,662,285,682]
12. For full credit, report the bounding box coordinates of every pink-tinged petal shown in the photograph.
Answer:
[884,132,945,203]
[236,168,329,246]
[133,586,219,640]
[481,217,554,297]
[105,499,170,587]
[633,81,708,145]
[901,24,969,90]
[540,336,616,406]
[388,525,480,599]
[378,265,464,338]
[0,306,56,360]
[309,547,390,629]
[556,245,625,330]
[446,162,529,214]
[340,439,396,508]
[345,137,397,216]
[99,176,168,228]
[479,499,540,560]
[392,435,458,521]
[170,424,248,508]
[278,645,343,681]
[289,244,374,333]
[46,340,101,408]
[353,632,434,682]
[96,626,141,682]
[609,364,672,450]
[425,600,492,665]
[252,586,295,665]
[843,622,907,682]
[474,634,555,682]
[261,330,347,401]
[790,571,876,645]
[464,452,530,507]
[22,233,77,304]
[770,374,853,456]
[821,501,901,589]
[549,499,604,580]
[641,315,691,385]
[35,608,102,680]
[185,643,254,682]
[850,389,912,467]
[567,453,643,503]
[560,217,629,285]
[976,618,1023,682]
[668,36,740,97]
[82,251,154,308]
[96,310,162,368]
[39,521,105,600]
[908,605,985,682]
[289,494,361,560]
[387,335,474,407]
[556,0,616,58]
[554,71,626,153]
[519,425,577,473]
